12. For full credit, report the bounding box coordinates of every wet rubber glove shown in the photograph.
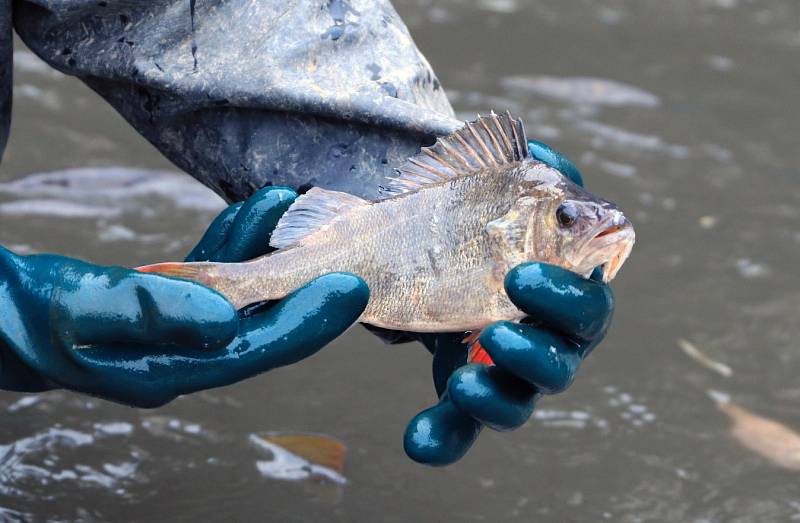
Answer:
[401,141,615,465]
[0,186,369,407]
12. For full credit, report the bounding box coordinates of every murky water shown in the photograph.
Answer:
[2,1,800,521]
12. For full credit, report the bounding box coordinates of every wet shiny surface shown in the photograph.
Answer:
[2,0,800,520]
[0,187,369,409]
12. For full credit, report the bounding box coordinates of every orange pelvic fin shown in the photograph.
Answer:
[462,330,481,346]
[463,330,495,366]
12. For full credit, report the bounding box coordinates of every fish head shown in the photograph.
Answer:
[519,164,635,283]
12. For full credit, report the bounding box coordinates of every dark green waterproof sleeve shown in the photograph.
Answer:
[0,0,11,161]
[12,0,462,201]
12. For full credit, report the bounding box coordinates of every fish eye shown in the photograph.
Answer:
[556,202,578,228]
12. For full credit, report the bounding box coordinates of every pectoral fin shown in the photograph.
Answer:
[269,187,369,249]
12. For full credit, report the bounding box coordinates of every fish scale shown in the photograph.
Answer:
[216,171,523,331]
[139,112,635,334]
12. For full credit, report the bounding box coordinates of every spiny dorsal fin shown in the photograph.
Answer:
[379,111,529,199]
[269,187,368,249]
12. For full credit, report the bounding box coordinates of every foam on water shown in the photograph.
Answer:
[501,76,661,108]
[0,168,226,212]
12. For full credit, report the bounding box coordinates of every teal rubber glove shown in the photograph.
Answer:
[402,141,614,465]
[0,186,369,407]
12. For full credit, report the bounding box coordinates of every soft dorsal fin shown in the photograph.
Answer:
[379,111,529,199]
[269,187,368,249]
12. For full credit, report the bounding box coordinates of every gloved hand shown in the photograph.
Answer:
[0,186,368,407]
[399,141,615,465]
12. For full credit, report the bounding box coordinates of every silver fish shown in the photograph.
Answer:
[140,112,635,333]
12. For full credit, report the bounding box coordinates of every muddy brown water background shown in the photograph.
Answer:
[1,1,800,521]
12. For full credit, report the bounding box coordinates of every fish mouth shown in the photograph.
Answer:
[590,224,635,283]
[570,218,635,283]
[594,224,627,239]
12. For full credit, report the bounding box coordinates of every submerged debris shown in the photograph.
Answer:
[249,433,346,485]
[709,390,800,471]
[698,215,718,229]
[678,338,733,378]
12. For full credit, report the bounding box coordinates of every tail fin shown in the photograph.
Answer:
[136,261,211,285]
[136,260,278,310]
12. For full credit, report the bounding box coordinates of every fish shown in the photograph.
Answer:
[139,112,635,354]
[249,433,347,484]
[708,390,800,471]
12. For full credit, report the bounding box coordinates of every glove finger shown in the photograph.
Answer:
[404,394,482,466]
[69,272,369,407]
[527,140,584,187]
[448,364,538,431]
[225,272,368,370]
[214,187,297,262]
[480,321,581,394]
[505,262,614,343]
[185,202,244,262]
[57,265,238,350]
